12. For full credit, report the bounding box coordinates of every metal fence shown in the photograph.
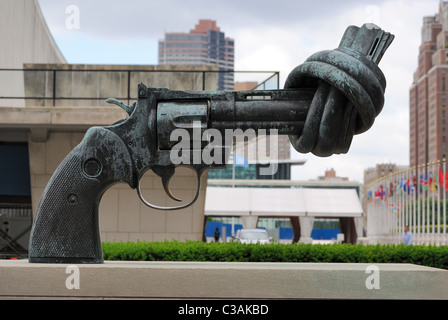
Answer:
[366,160,448,245]
[0,203,32,219]
[0,203,32,257]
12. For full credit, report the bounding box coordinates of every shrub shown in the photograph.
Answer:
[101,241,448,270]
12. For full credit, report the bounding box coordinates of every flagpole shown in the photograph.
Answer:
[444,158,447,246]
[390,175,394,244]
[409,167,412,241]
[432,161,436,244]
[413,166,416,245]
[394,173,401,244]
[414,165,421,243]
[423,162,428,244]
[399,171,403,244]
[397,172,400,243]
[384,175,388,243]
[387,174,391,243]
[437,160,441,245]
[420,164,424,244]
[408,168,411,238]
[427,162,430,244]
[404,169,408,242]
[402,170,406,243]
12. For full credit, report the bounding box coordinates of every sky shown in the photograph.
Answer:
[37,0,441,183]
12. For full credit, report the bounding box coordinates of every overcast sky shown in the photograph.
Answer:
[38,0,440,183]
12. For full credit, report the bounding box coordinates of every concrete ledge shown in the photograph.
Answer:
[1,260,447,299]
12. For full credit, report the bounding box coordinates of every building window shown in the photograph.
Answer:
[0,142,31,203]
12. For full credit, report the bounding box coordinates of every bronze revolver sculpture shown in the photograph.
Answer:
[28,24,394,263]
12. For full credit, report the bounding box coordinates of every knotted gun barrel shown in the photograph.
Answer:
[28,23,393,263]
[285,23,394,156]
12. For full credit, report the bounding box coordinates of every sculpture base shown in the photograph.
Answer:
[28,257,104,264]
[1,260,447,300]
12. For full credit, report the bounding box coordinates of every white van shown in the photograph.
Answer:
[234,229,271,244]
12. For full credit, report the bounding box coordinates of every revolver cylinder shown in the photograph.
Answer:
[157,101,209,150]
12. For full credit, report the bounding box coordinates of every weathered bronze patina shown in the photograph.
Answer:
[28,24,394,263]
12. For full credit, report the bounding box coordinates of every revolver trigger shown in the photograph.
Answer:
[138,166,206,211]
[162,177,182,202]
[151,166,182,202]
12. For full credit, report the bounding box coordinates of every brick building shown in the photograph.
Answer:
[158,19,235,90]
[410,1,448,166]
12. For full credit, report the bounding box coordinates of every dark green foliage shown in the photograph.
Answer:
[101,241,448,270]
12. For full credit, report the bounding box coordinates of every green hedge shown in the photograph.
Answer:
[102,241,448,270]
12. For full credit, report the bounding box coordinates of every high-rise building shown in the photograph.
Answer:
[158,19,235,90]
[410,1,448,167]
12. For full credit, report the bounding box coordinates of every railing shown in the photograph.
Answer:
[0,203,32,258]
[0,68,280,107]
[0,203,32,219]
[254,73,280,90]
[366,160,448,245]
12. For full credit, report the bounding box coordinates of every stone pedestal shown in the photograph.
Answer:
[1,260,447,300]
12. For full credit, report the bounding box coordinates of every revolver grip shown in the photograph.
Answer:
[28,127,134,263]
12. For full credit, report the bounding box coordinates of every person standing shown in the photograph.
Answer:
[214,227,220,243]
[402,225,413,245]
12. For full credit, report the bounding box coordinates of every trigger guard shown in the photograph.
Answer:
[137,169,202,211]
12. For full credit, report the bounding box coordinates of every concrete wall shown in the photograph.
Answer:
[22,63,220,107]
[0,0,66,68]
[0,0,66,107]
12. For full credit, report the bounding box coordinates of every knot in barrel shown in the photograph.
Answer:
[284,24,391,157]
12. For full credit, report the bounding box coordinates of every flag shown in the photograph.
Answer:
[420,174,427,193]
[434,170,439,191]
[376,185,385,200]
[439,168,448,189]
[429,171,437,191]
[407,178,411,194]
[429,172,433,191]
